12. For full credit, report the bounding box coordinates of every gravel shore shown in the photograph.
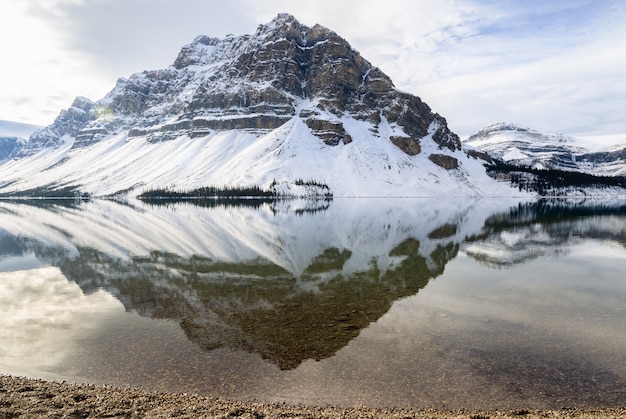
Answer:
[1,375,624,418]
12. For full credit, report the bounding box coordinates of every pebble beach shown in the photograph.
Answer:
[1,375,624,418]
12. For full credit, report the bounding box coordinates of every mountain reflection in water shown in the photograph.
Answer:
[0,198,625,409]
[1,198,464,370]
[465,200,626,267]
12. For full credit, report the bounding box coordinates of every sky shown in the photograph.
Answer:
[1,0,625,139]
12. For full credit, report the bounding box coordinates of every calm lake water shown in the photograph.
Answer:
[1,197,625,409]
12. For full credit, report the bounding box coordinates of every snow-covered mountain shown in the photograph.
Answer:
[0,120,41,163]
[0,14,521,198]
[465,122,626,177]
[0,120,41,139]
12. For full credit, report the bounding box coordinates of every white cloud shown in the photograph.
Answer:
[0,1,258,125]
[0,2,109,125]
[410,2,626,136]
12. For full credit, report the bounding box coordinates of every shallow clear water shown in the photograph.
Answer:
[0,198,625,409]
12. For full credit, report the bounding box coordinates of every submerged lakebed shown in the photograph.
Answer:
[0,197,625,410]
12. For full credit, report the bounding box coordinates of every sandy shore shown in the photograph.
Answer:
[1,375,624,418]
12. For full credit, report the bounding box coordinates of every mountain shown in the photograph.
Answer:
[0,120,41,139]
[0,14,520,198]
[0,120,41,163]
[465,122,626,177]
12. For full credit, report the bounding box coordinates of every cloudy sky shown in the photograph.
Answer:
[1,0,625,138]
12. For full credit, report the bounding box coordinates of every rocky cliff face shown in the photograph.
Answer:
[14,97,95,157]
[579,146,626,165]
[25,13,459,155]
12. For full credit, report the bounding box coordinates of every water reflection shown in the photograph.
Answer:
[465,200,626,267]
[1,198,474,370]
[0,266,123,374]
[0,198,625,408]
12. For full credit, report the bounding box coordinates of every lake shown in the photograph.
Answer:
[0,197,625,410]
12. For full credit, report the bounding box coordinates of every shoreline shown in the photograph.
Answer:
[1,375,624,418]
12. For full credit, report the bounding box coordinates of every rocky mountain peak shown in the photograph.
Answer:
[18,14,461,163]
[172,35,220,69]
[14,96,96,157]
[255,13,305,40]
[12,16,625,197]
[254,13,337,48]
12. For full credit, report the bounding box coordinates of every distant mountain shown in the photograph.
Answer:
[466,122,626,177]
[0,120,41,163]
[464,123,626,195]
[0,120,41,139]
[0,14,519,198]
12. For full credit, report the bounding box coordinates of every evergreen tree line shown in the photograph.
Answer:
[293,178,331,190]
[138,184,276,200]
[486,161,626,194]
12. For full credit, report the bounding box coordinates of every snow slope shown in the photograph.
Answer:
[0,112,524,198]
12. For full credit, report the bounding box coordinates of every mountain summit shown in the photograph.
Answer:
[0,14,518,197]
[89,13,459,151]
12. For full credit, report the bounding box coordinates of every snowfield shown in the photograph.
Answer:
[0,114,528,198]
